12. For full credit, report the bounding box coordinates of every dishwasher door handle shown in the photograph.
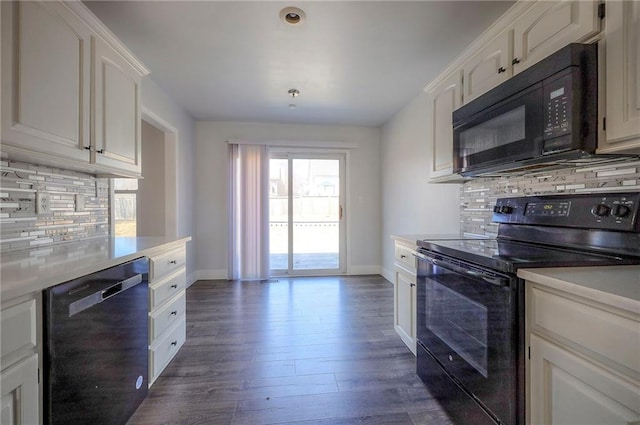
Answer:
[69,274,143,317]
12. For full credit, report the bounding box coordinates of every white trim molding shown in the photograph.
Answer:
[227,138,358,149]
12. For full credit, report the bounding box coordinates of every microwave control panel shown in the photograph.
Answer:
[543,73,573,140]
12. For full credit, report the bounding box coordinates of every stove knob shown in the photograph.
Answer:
[612,204,631,218]
[591,204,611,217]
[493,205,501,213]
[500,205,513,214]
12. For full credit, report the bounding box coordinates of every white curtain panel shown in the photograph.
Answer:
[228,143,270,280]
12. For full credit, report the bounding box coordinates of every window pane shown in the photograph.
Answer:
[113,178,139,191]
[269,159,288,270]
[292,159,339,270]
[114,193,137,236]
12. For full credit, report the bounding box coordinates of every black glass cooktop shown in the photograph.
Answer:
[418,238,640,274]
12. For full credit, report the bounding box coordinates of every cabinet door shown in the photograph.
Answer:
[462,33,511,104]
[427,71,462,181]
[600,0,640,154]
[529,334,640,425]
[394,268,416,355]
[512,0,601,74]
[0,354,39,425]
[1,1,91,162]
[92,36,142,176]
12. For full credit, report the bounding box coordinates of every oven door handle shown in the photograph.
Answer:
[414,251,510,288]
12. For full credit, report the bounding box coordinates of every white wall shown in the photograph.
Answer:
[141,78,196,283]
[380,92,461,281]
[195,121,382,279]
[138,120,166,237]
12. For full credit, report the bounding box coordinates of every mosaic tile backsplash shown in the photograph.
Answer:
[460,159,640,236]
[0,159,109,253]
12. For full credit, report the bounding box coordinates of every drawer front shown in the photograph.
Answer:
[529,286,640,375]
[150,247,186,281]
[150,292,186,343]
[150,316,186,381]
[0,299,37,363]
[149,268,185,310]
[394,244,416,271]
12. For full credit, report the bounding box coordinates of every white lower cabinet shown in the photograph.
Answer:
[147,243,188,385]
[393,241,417,355]
[0,354,39,425]
[529,335,639,425]
[0,296,40,425]
[526,282,640,425]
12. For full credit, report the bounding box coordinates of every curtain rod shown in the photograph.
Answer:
[226,138,358,149]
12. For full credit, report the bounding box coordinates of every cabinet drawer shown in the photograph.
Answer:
[149,292,186,343]
[0,299,37,363]
[150,247,186,281]
[150,316,185,382]
[149,268,185,310]
[529,286,640,375]
[394,245,416,271]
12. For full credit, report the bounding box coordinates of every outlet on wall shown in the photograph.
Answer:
[36,192,51,214]
[75,194,85,212]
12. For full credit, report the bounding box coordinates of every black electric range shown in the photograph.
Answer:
[414,192,640,425]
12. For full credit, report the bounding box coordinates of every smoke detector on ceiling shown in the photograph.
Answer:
[280,7,306,25]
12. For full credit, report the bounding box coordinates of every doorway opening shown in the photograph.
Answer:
[269,153,346,275]
[111,112,177,238]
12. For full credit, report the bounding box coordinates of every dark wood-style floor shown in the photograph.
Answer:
[127,275,453,425]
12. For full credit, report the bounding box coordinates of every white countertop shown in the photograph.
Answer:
[391,233,485,247]
[518,266,640,312]
[0,236,191,302]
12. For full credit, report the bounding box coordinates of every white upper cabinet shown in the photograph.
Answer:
[600,0,640,154]
[92,37,142,175]
[1,1,91,163]
[462,33,511,104]
[425,0,605,182]
[0,1,149,177]
[427,71,462,181]
[512,0,601,74]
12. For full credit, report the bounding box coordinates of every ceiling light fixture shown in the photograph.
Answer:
[280,7,306,25]
[288,88,300,98]
[288,88,300,110]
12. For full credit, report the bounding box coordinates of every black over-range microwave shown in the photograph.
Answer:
[452,43,608,177]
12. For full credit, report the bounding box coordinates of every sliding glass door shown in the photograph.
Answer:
[269,153,346,275]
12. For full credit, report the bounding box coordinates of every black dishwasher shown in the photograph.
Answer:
[43,258,149,425]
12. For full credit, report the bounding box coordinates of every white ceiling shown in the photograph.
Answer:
[85,1,514,127]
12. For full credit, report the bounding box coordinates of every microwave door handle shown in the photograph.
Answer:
[415,253,509,287]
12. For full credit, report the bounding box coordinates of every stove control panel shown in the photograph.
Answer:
[492,193,640,231]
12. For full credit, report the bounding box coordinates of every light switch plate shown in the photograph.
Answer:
[75,194,85,212]
[36,192,50,214]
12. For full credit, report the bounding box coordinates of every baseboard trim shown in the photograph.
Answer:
[347,265,381,275]
[195,269,228,282]
[380,267,394,283]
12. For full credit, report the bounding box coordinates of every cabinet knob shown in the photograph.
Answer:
[400,254,406,259]
[170,260,177,264]
[171,310,178,316]
[170,284,178,289]
[410,283,416,287]
[171,341,178,346]
[497,67,506,74]
[512,58,520,65]
[96,149,104,154]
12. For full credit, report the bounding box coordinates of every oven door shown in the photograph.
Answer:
[415,250,519,425]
